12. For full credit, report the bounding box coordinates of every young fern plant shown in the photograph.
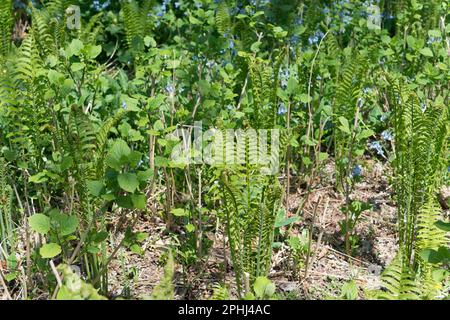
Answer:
[0,0,13,57]
[332,52,373,254]
[379,76,450,299]
[333,52,368,193]
[389,78,449,263]
[221,169,282,298]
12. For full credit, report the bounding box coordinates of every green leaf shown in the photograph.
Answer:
[50,211,79,236]
[171,208,188,217]
[286,78,299,95]
[299,93,312,103]
[144,36,156,47]
[29,172,48,183]
[338,116,351,134]
[318,152,329,161]
[130,244,143,255]
[250,41,262,53]
[92,231,109,243]
[70,62,85,72]
[435,220,450,232]
[40,243,62,259]
[356,129,374,140]
[428,29,441,38]
[420,47,433,57]
[135,232,148,243]
[47,70,64,85]
[131,193,147,210]
[186,224,195,233]
[117,173,139,193]
[87,180,104,197]
[197,79,211,96]
[188,15,201,25]
[419,249,443,264]
[106,139,131,170]
[4,272,17,282]
[153,120,164,131]
[85,44,102,59]
[87,246,100,254]
[116,195,133,208]
[29,214,51,235]
[137,169,153,182]
[67,39,84,57]
[253,277,275,298]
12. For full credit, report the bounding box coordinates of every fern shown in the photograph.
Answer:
[215,1,232,37]
[221,169,282,297]
[0,0,13,57]
[388,77,449,264]
[211,283,230,300]
[375,254,422,300]
[332,52,367,191]
[122,0,155,55]
[381,76,450,299]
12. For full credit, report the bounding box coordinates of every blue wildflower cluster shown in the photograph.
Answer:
[279,67,290,89]
[369,141,385,157]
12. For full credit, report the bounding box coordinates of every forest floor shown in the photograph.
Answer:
[106,159,403,300]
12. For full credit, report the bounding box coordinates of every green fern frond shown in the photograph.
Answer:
[215,1,232,36]
[376,254,422,300]
[221,170,282,297]
[122,0,155,54]
[211,283,230,300]
[387,76,449,263]
[0,0,13,57]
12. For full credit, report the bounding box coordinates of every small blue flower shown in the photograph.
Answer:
[308,35,319,45]
[351,165,362,178]
[166,84,175,94]
[278,103,287,115]
[381,130,393,141]
[122,101,127,110]
[369,141,385,157]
